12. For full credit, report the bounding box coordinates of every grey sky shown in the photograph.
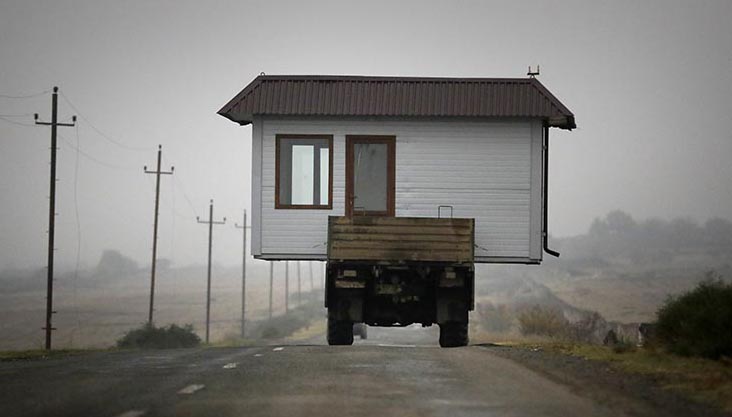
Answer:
[1,0,731,270]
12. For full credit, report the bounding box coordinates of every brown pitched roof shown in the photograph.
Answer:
[218,75,576,130]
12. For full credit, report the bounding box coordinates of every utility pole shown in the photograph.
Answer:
[234,210,249,338]
[143,145,174,325]
[34,87,75,350]
[285,261,289,314]
[309,261,314,291]
[297,261,302,306]
[268,262,273,320]
[196,200,226,343]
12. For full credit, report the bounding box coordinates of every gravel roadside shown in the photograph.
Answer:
[480,344,731,417]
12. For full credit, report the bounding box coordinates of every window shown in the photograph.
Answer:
[275,135,333,209]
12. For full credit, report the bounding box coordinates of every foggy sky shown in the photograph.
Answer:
[1,0,731,270]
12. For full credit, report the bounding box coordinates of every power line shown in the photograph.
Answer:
[0,89,52,99]
[57,133,136,171]
[0,116,37,127]
[58,91,153,152]
[0,113,35,117]
[174,176,200,217]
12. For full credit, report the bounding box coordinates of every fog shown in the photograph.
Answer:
[2,0,732,271]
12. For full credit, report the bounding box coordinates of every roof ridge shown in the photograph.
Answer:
[257,75,534,83]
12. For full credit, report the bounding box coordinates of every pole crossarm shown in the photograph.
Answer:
[35,86,76,351]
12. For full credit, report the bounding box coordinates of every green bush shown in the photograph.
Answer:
[656,274,732,359]
[518,306,570,338]
[117,323,201,349]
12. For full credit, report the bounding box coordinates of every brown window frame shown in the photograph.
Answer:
[345,135,396,217]
[275,134,334,210]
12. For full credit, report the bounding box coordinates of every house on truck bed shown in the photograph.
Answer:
[219,74,575,346]
[219,75,575,263]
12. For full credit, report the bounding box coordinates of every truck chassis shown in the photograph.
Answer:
[325,261,474,347]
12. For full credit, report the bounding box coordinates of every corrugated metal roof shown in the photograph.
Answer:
[218,75,576,130]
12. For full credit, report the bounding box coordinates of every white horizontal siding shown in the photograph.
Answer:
[255,118,540,261]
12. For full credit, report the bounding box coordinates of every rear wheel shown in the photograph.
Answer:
[439,322,468,347]
[328,310,354,345]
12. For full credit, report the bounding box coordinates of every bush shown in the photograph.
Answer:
[117,323,201,349]
[656,273,732,359]
[476,302,514,333]
[518,306,570,338]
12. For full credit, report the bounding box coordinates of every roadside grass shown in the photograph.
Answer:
[518,340,732,413]
[0,348,101,361]
[286,318,326,342]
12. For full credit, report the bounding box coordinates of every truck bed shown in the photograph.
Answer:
[327,216,474,263]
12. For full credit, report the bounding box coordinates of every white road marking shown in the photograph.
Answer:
[177,384,205,395]
[254,353,263,357]
[115,410,146,417]
[377,343,416,348]
[223,362,237,369]
[273,347,284,352]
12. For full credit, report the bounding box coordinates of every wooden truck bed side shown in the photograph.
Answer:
[327,216,474,263]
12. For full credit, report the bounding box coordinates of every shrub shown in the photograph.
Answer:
[518,306,570,338]
[656,274,732,359]
[117,323,201,349]
[476,302,514,333]
[568,311,607,343]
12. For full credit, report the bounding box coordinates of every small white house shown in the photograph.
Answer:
[219,75,575,264]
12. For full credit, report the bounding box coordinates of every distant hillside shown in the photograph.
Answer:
[477,211,732,324]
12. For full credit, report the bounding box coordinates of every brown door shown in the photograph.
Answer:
[345,135,395,217]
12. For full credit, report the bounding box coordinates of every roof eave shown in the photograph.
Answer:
[547,115,576,130]
[217,109,253,126]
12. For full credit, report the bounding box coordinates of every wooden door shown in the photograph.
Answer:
[345,135,395,217]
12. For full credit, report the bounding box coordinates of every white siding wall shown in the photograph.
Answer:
[252,117,543,263]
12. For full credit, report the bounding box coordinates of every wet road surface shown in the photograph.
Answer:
[1,326,627,417]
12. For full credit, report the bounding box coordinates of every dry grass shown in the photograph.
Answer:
[286,318,326,342]
[520,341,732,413]
[0,348,100,361]
[0,269,324,350]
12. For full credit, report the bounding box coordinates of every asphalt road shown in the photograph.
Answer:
[0,326,635,417]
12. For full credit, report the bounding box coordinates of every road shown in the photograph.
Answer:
[0,326,669,417]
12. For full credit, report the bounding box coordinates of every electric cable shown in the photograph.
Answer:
[0,89,52,99]
[58,133,137,171]
[59,91,154,152]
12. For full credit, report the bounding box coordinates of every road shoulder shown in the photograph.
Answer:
[478,344,731,417]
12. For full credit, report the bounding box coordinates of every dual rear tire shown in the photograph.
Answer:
[327,311,354,345]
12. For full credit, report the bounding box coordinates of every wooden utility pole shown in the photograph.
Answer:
[143,145,174,325]
[309,261,314,290]
[196,200,225,343]
[34,87,75,350]
[268,262,273,320]
[285,261,289,313]
[234,210,249,338]
[297,261,302,306]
